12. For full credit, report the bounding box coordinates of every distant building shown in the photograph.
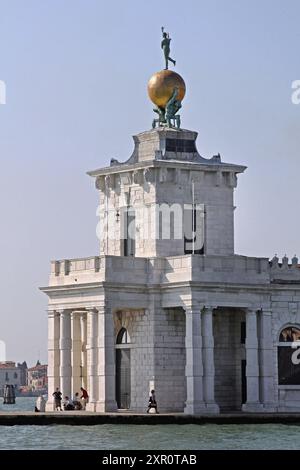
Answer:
[27,361,47,392]
[17,361,28,386]
[0,362,21,395]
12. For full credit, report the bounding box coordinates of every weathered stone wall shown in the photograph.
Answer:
[113,307,186,412]
[153,308,186,412]
[97,163,237,259]
[114,309,153,412]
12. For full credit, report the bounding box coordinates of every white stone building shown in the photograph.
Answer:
[41,127,300,413]
[0,362,21,395]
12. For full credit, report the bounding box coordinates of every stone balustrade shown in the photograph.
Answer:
[48,253,300,288]
[270,255,300,282]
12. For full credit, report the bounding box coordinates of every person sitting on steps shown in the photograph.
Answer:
[63,396,75,411]
[72,392,82,410]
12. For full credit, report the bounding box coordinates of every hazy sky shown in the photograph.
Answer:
[0,0,299,365]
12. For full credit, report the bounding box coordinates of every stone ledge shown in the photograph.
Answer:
[2,412,300,426]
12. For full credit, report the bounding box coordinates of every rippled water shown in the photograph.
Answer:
[0,397,37,412]
[0,423,299,450]
[0,399,299,449]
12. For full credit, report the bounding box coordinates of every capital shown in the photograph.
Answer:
[260,308,272,316]
[184,304,200,314]
[203,306,217,314]
[86,307,98,314]
[246,308,259,316]
[47,310,61,318]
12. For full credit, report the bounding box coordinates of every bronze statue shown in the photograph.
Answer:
[148,28,184,129]
[161,27,176,70]
[165,87,181,128]
[152,105,166,128]
[152,87,182,129]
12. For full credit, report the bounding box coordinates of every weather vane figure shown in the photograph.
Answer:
[147,28,185,129]
[161,26,176,70]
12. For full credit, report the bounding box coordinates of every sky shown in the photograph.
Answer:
[0,0,299,365]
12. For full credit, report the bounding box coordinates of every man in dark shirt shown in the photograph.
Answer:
[52,388,62,411]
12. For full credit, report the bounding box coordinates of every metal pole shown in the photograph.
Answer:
[192,180,195,255]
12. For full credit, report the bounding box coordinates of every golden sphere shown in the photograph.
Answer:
[147,70,186,109]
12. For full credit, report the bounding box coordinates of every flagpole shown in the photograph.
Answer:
[192,180,195,255]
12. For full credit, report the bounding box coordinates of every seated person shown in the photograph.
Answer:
[63,396,75,411]
[35,395,46,412]
[72,392,82,410]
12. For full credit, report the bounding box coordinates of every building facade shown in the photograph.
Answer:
[0,362,21,395]
[17,361,28,387]
[41,127,300,413]
[27,361,48,393]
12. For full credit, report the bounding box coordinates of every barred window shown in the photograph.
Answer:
[165,139,196,153]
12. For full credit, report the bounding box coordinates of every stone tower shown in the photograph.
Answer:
[41,32,300,415]
[89,127,246,259]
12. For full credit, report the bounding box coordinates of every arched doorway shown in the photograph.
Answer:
[115,327,131,409]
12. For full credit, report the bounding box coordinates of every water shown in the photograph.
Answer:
[0,422,299,449]
[0,397,37,412]
[0,399,299,449]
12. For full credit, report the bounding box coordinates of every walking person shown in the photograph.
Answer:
[52,387,62,411]
[147,389,159,414]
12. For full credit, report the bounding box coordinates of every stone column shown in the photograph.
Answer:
[242,308,262,412]
[71,311,81,397]
[202,307,219,413]
[96,305,117,412]
[86,309,98,411]
[46,310,60,411]
[60,310,72,399]
[80,313,87,389]
[184,305,206,414]
[259,309,276,411]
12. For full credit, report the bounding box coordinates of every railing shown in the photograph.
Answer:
[51,256,101,276]
[49,253,300,287]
